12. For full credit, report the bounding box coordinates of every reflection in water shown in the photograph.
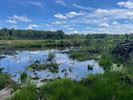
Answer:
[0,50,104,83]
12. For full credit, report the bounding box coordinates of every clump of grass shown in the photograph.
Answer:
[10,80,37,100]
[47,51,55,61]
[0,73,9,90]
[69,47,100,61]
[40,79,88,100]
[20,72,28,83]
[87,65,93,70]
[99,53,112,70]
[28,63,46,70]
[70,51,90,61]
[28,62,59,73]
[45,62,59,73]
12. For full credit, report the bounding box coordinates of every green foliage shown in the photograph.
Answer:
[87,65,93,70]
[0,28,65,40]
[69,47,101,61]
[20,72,28,81]
[46,62,59,73]
[47,52,55,61]
[99,53,112,70]
[40,72,133,100]
[28,63,46,70]
[0,73,9,90]
[28,62,59,73]
[10,80,37,100]
[41,79,88,100]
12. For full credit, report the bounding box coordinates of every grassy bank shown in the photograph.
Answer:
[10,70,133,100]
[0,39,84,50]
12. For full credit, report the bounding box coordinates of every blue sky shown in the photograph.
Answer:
[0,0,133,34]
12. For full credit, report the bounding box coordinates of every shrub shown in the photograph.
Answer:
[20,72,28,81]
[99,54,112,70]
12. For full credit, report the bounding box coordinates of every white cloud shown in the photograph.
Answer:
[54,14,67,19]
[94,9,133,19]
[112,21,119,25]
[55,0,67,6]
[67,27,74,30]
[66,12,85,18]
[17,1,45,10]
[94,9,109,14]
[45,24,50,27]
[28,1,45,9]
[99,23,110,27]
[54,11,85,19]
[27,24,39,29]
[73,4,93,11]
[6,20,17,24]
[10,25,17,29]
[52,21,66,25]
[9,15,32,23]
[117,1,133,9]
[73,30,78,34]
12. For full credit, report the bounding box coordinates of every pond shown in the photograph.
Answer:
[0,49,104,84]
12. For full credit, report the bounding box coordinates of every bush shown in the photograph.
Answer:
[20,72,28,81]
[99,54,112,70]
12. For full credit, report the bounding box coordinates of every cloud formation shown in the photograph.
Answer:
[54,11,85,19]
[27,24,39,29]
[7,15,32,24]
[117,1,133,9]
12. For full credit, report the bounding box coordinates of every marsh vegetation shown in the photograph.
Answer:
[0,29,133,100]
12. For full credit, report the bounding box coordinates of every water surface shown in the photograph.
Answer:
[0,49,104,83]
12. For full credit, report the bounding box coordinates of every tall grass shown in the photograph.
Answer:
[41,79,88,100]
[99,53,112,70]
[40,72,133,100]
[10,80,37,100]
[0,73,9,90]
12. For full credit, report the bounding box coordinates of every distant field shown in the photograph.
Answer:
[0,39,83,49]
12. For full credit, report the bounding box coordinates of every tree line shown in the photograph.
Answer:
[0,28,65,40]
[0,28,132,40]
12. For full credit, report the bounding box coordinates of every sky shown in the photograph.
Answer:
[0,0,133,34]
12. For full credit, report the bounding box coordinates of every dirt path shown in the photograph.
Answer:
[0,88,12,100]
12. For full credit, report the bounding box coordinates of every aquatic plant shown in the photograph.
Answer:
[28,63,46,70]
[47,51,55,61]
[46,62,59,73]
[20,72,28,82]
[87,65,93,70]
[28,62,59,73]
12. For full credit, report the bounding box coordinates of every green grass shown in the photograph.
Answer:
[69,47,101,61]
[41,79,88,100]
[0,73,10,90]
[9,71,133,100]
[99,53,112,70]
[0,40,82,50]
[47,52,55,61]
[28,62,59,73]
[20,72,28,82]
[40,72,133,100]
[10,80,37,100]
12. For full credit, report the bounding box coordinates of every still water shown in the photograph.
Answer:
[0,49,104,83]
